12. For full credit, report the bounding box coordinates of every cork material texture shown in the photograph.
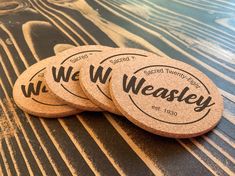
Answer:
[13,57,81,118]
[1,0,234,175]
[45,45,111,111]
[110,59,223,138]
[79,48,163,115]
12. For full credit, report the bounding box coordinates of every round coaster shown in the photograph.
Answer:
[79,48,161,115]
[13,57,81,118]
[110,59,223,138]
[45,45,111,111]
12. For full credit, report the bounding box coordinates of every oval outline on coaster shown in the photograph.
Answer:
[110,59,223,138]
[132,64,211,125]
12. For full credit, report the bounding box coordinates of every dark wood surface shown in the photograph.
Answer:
[0,0,234,175]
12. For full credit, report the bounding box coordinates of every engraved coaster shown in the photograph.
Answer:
[45,45,111,111]
[110,59,223,138]
[79,48,161,115]
[13,57,81,118]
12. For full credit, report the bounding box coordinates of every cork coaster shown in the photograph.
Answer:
[110,59,223,138]
[13,57,81,118]
[45,45,111,111]
[79,48,161,115]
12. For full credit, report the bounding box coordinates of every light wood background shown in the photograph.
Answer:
[0,0,234,175]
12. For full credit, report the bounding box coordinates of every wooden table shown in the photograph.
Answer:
[0,0,234,175]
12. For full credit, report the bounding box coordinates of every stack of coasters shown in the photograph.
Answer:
[13,45,223,138]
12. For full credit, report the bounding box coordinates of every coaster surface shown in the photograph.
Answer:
[110,59,223,138]
[79,48,161,115]
[45,45,111,111]
[13,57,81,118]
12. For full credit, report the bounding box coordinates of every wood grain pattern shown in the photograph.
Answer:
[0,0,234,175]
